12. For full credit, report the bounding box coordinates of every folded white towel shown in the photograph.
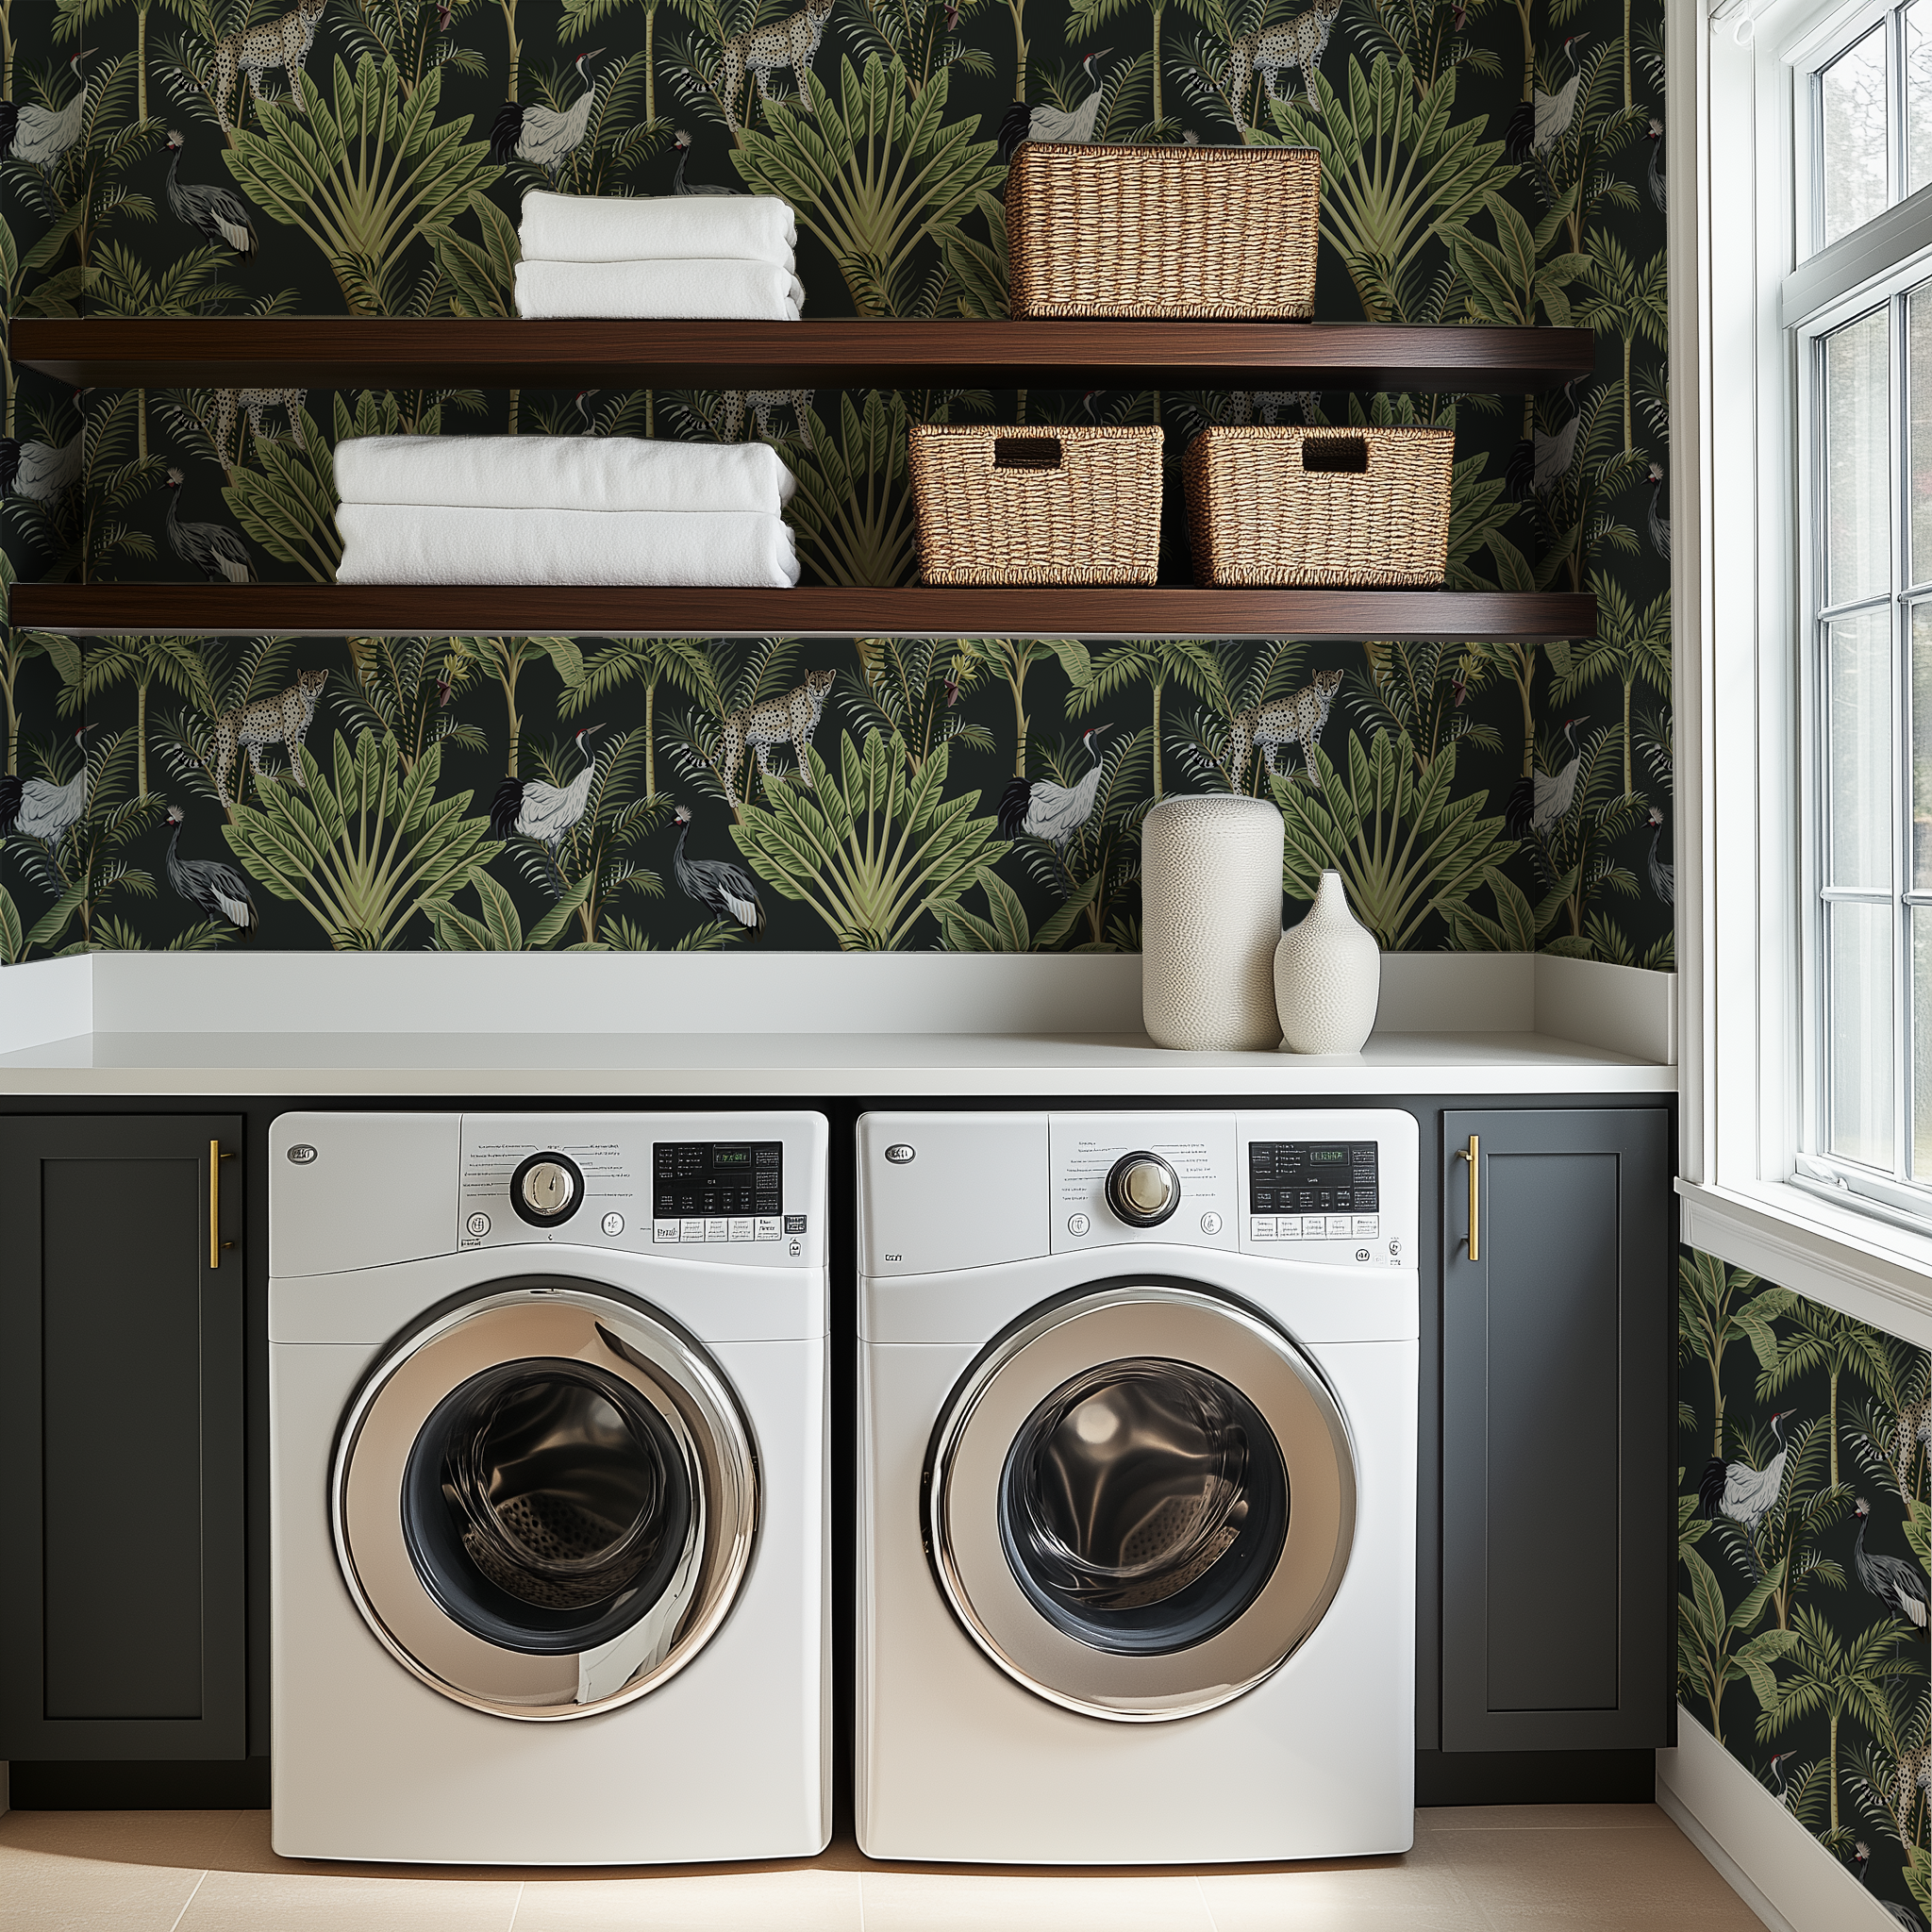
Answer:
[334,435,797,514]
[519,189,796,267]
[334,505,801,588]
[514,258,805,321]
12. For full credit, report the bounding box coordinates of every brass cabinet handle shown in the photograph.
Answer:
[209,1141,237,1268]
[1457,1136,1479,1260]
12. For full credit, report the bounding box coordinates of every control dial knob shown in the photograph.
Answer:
[509,1151,585,1226]
[1105,1151,1179,1227]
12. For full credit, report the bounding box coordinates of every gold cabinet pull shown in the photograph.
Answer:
[209,1141,237,1268]
[1457,1136,1479,1260]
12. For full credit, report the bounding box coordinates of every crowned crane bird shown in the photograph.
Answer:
[671,803,765,936]
[163,129,258,258]
[1645,807,1674,907]
[1765,1752,1801,1808]
[998,726,1110,848]
[1506,36,1587,163]
[1645,117,1666,212]
[490,726,603,891]
[998,51,1110,163]
[163,805,258,939]
[491,50,605,178]
[1647,460,1671,560]
[163,467,254,584]
[1852,1843,1927,1932]
[0,423,85,506]
[0,727,92,855]
[0,52,93,175]
[1853,1498,1930,1631]
[1503,716,1585,840]
[1698,1409,1798,1537]
[1507,380,1582,501]
[671,129,745,195]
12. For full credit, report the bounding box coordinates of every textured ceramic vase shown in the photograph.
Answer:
[1274,870,1381,1054]
[1141,794,1285,1051]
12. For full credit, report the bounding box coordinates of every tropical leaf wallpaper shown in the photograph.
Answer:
[1680,1247,1932,1928]
[0,0,1671,957]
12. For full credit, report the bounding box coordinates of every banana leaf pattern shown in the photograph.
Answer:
[0,0,1671,958]
[1679,1246,1931,1925]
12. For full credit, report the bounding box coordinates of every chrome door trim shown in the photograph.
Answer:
[331,1280,758,1723]
[924,1282,1356,1723]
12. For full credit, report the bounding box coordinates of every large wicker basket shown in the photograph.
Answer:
[1185,425,1456,587]
[1006,142,1320,320]
[909,424,1163,586]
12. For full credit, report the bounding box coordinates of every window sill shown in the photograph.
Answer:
[1676,1176,1932,1344]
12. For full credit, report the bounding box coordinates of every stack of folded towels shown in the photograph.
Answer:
[513,190,805,321]
[332,436,801,587]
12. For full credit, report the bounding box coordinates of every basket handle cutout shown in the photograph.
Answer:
[1302,438,1369,474]
[993,437,1063,471]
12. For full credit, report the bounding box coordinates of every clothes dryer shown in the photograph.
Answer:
[857,1108,1417,1864]
[270,1110,828,1864]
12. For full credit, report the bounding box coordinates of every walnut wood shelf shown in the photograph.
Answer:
[11,320,1595,392]
[8,585,1596,641]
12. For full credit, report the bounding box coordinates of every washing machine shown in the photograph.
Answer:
[857,1108,1418,1865]
[269,1110,829,1865]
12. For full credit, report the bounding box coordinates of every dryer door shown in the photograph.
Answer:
[332,1281,758,1722]
[925,1283,1354,1722]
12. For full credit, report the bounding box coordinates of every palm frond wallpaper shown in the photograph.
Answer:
[0,0,1672,958]
[1679,1247,1932,1927]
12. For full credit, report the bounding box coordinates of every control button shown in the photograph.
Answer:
[1250,1215,1276,1241]
[510,1151,585,1227]
[729,1217,753,1241]
[1389,1238,1403,1257]
[1105,1151,1179,1228]
[1355,1247,1372,1262]
[654,1220,680,1243]
[680,1217,705,1242]
[1353,1216,1379,1238]
[1068,1213,1091,1236]
[602,1212,625,1238]
[1199,1211,1223,1236]
[1279,1216,1303,1240]
[465,1211,491,1239]
[785,1214,808,1234]
[706,1218,728,1242]
[756,1216,781,1241]
[1325,1215,1352,1238]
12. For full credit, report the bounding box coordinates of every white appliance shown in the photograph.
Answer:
[269,1110,829,1865]
[857,1108,1418,1865]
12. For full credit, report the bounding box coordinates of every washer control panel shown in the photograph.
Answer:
[1051,1114,1241,1257]
[651,1140,788,1246]
[1247,1140,1380,1243]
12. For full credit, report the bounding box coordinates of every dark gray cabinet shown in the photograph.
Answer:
[1439,1107,1672,1752]
[0,1116,246,1760]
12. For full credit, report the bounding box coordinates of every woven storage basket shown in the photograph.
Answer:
[1185,425,1456,587]
[1006,142,1320,320]
[909,424,1163,586]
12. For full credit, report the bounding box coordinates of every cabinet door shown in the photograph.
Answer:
[0,1115,246,1760]
[1440,1108,1671,1752]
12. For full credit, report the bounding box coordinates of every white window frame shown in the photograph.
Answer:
[1678,0,1932,1344]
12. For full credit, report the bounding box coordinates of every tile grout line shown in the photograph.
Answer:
[505,1877,524,1930]
[163,1867,208,1932]
[1192,1869,1220,1932]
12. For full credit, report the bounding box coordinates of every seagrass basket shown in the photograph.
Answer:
[1185,425,1456,587]
[909,424,1164,586]
[1006,142,1321,320]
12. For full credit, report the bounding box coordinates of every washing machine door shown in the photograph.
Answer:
[925,1282,1354,1722]
[332,1280,758,1722]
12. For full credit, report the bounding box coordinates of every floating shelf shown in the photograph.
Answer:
[8,585,1595,641]
[10,320,1595,394]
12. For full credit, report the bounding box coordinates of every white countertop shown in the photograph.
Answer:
[0,1028,1677,1097]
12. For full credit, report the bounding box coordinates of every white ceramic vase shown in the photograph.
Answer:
[1274,870,1381,1054]
[1141,794,1285,1051]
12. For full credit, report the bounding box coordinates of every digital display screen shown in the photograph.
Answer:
[653,1141,781,1218]
[1311,1148,1344,1161]
[1247,1141,1378,1215]
[713,1146,751,1166]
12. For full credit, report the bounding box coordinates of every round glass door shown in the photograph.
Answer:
[926,1284,1354,1722]
[333,1281,758,1722]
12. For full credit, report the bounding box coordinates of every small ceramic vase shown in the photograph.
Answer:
[1141,794,1285,1051]
[1274,870,1380,1054]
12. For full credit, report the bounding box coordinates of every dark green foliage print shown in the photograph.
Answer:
[1679,1249,1931,1924]
[0,0,1672,957]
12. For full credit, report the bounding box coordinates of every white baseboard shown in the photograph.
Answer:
[1657,1707,1904,1932]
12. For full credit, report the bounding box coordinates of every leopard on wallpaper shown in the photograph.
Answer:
[0,0,1671,958]
[1679,1247,1932,1926]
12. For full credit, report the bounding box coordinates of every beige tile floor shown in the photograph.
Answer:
[0,1803,1765,1931]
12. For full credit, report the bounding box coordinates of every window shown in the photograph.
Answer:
[1795,0,1932,1226]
